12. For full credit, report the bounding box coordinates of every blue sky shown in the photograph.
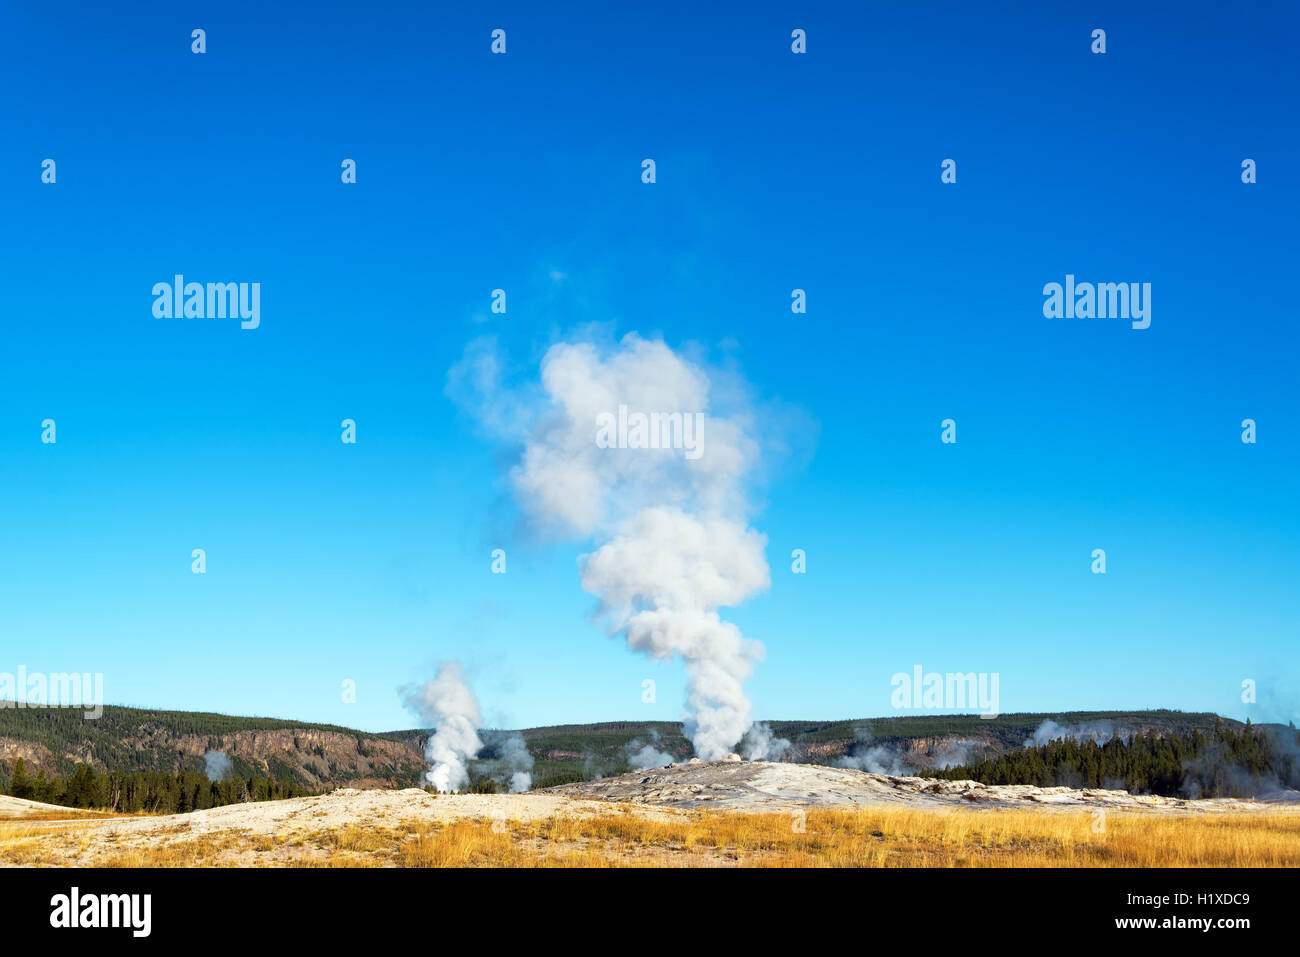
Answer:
[1,2,1296,733]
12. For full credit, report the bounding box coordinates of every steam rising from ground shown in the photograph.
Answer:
[1181,725,1300,799]
[449,333,773,760]
[836,745,910,775]
[1028,719,1126,748]
[833,732,980,774]
[492,733,535,793]
[400,662,483,793]
[204,750,232,782]
[932,739,980,771]
[742,722,791,761]
[835,728,912,775]
[626,739,677,771]
[581,508,767,758]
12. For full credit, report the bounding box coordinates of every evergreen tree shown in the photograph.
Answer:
[10,758,32,800]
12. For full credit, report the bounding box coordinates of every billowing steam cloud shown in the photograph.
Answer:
[449,334,772,761]
[581,509,767,759]
[401,661,483,793]
[204,750,232,782]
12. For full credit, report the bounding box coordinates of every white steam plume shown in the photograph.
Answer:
[742,722,791,762]
[834,728,911,775]
[626,739,677,771]
[204,750,232,782]
[400,661,483,793]
[449,333,772,761]
[1028,719,1121,748]
[494,732,535,793]
[581,508,767,759]
[932,739,980,770]
[835,746,910,776]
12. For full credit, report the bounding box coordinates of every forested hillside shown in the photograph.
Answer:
[931,720,1300,798]
[390,710,1245,786]
[0,704,1268,798]
[0,705,426,789]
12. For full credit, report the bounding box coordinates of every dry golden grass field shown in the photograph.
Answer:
[2,791,1297,868]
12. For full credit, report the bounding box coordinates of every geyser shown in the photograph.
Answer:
[400,661,483,793]
[449,333,773,760]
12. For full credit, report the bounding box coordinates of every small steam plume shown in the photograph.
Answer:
[626,736,676,771]
[835,728,911,775]
[493,733,535,793]
[1181,724,1300,800]
[836,746,909,775]
[932,739,980,771]
[583,752,611,780]
[1027,719,1124,748]
[400,661,483,793]
[204,750,232,782]
[742,722,791,762]
[449,333,775,761]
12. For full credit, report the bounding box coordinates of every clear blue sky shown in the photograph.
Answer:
[1,1,1296,733]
